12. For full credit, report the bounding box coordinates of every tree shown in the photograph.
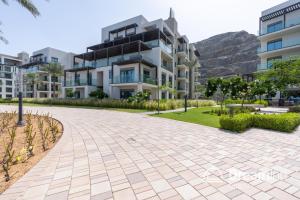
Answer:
[1,0,45,43]
[258,59,300,105]
[205,77,230,111]
[25,73,40,98]
[41,63,64,98]
[251,79,276,101]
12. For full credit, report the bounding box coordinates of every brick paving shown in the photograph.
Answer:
[0,105,300,200]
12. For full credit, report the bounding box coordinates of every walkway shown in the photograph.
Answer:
[1,105,300,200]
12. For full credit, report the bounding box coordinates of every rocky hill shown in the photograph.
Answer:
[194,31,260,83]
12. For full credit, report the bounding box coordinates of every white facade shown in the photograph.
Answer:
[258,0,300,70]
[63,10,200,99]
[21,47,75,98]
[0,53,28,98]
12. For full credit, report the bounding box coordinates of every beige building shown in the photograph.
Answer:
[62,9,200,99]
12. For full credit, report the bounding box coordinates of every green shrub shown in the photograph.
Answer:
[89,90,108,99]
[252,113,300,132]
[224,99,268,107]
[0,98,216,111]
[210,107,255,116]
[289,106,300,113]
[220,113,300,133]
[220,114,253,133]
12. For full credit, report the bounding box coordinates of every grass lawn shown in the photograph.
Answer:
[151,107,220,128]
[0,102,147,113]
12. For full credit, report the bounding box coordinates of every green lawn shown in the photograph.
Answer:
[151,107,220,128]
[0,102,147,113]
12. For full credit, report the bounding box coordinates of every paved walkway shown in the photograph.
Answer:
[1,105,300,200]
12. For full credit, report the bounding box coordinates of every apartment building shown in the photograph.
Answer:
[0,52,28,98]
[20,47,75,98]
[62,9,200,99]
[257,0,300,70]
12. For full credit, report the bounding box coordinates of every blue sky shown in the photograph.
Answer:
[0,0,285,56]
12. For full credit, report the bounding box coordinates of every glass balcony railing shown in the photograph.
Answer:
[161,63,173,72]
[160,40,172,55]
[143,76,157,85]
[111,75,157,85]
[257,39,300,53]
[260,18,300,36]
[64,78,97,87]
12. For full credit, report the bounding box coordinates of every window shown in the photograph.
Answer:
[51,57,58,63]
[267,21,283,33]
[144,70,150,78]
[4,66,11,72]
[109,70,112,79]
[6,80,12,86]
[6,94,12,98]
[6,87,12,93]
[5,73,12,79]
[162,73,166,85]
[126,28,136,36]
[267,56,282,69]
[267,39,282,51]
[120,89,134,99]
[120,69,134,83]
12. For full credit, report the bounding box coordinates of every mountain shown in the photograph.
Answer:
[193,31,260,83]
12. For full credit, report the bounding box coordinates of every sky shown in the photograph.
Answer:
[0,0,286,56]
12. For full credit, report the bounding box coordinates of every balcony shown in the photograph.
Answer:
[161,63,173,72]
[257,39,300,54]
[111,75,157,85]
[64,79,97,87]
[260,18,300,36]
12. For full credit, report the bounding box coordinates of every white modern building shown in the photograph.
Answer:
[257,0,300,70]
[0,52,28,98]
[62,10,200,99]
[20,47,75,98]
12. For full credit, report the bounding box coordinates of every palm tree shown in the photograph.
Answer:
[25,73,40,98]
[184,58,200,99]
[41,63,63,98]
[1,0,45,43]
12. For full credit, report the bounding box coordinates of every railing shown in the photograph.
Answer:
[160,40,172,55]
[260,18,300,36]
[143,76,157,85]
[64,78,97,87]
[161,63,173,72]
[257,39,300,53]
[177,73,187,78]
[112,75,137,84]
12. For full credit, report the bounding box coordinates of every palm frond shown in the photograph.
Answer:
[15,0,40,17]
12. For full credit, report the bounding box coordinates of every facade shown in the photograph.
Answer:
[62,10,200,99]
[0,52,28,98]
[258,0,300,70]
[20,47,75,98]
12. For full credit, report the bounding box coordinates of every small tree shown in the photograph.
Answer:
[258,59,300,105]
[205,78,230,111]
[26,73,40,98]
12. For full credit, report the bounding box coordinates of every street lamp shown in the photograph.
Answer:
[157,77,160,115]
[17,68,25,126]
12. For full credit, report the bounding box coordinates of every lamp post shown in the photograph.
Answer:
[184,94,187,112]
[17,92,24,126]
[157,78,160,115]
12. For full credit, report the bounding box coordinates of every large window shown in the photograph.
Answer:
[6,87,12,93]
[267,39,282,51]
[267,21,283,33]
[51,57,58,63]
[120,69,135,83]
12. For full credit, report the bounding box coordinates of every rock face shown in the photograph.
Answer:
[194,31,260,83]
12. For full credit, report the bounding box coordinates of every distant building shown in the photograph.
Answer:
[19,47,75,98]
[258,0,300,70]
[62,9,200,99]
[0,52,28,98]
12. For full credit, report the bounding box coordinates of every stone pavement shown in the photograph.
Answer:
[0,105,300,200]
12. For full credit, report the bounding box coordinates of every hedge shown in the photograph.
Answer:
[0,98,216,111]
[220,113,300,133]
[289,106,300,113]
[224,99,268,107]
